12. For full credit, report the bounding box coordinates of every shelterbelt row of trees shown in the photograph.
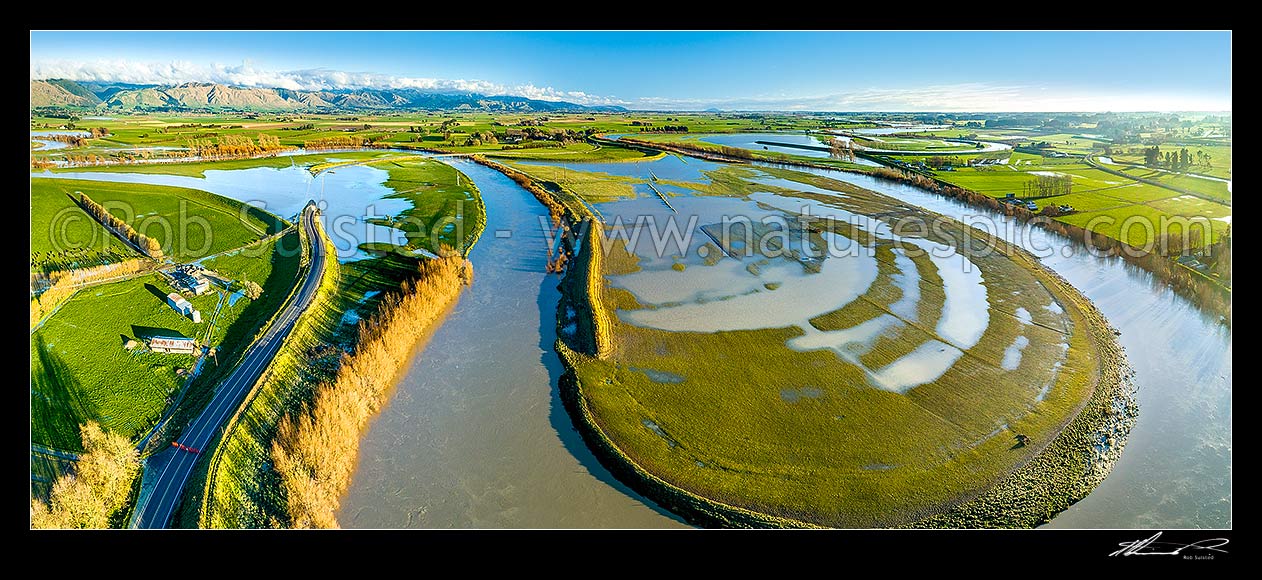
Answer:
[303,135,369,150]
[271,255,472,528]
[1023,174,1074,197]
[184,133,291,158]
[31,422,141,528]
[78,193,163,259]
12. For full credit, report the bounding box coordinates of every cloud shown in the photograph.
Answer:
[29,59,628,106]
[632,83,1230,112]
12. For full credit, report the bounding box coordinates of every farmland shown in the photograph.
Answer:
[30,175,298,452]
[31,178,283,269]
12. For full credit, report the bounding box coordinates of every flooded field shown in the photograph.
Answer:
[538,154,1099,526]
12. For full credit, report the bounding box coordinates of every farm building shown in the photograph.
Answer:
[186,276,210,295]
[172,266,211,295]
[166,292,203,323]
[167,292,193,315]
[148,336,197,354]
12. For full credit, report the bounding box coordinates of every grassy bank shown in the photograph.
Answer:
[197,222,342,528]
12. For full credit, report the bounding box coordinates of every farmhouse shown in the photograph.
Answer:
[148,336,197,354]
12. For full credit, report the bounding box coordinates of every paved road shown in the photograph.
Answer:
[131,201,326,528]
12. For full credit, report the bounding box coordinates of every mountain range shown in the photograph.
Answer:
[30,79,625,112]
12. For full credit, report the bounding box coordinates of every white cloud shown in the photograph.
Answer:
[30,59,628,106]
[632,83,1230,112]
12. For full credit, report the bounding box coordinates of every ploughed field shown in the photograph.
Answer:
[533,157,1107,526]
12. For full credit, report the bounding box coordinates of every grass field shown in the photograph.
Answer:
[31,180,134,272]
[506,162,647,202]
[1108,142,1231,180]
[556,162,1109,527]
[32,178,283,268]
[925,159,1230,248]
[31,229,301,452]
[46,150,398,178]
[365,157,485,255]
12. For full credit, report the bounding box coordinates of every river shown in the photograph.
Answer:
[336,159,684,527]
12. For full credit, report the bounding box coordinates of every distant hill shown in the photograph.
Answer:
[30,80,101,107]
[31,79,626,112]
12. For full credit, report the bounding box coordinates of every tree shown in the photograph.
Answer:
[242,279,263,300]
[31,422,140,529]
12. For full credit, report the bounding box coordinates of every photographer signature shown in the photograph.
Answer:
[1110,532,1229,557]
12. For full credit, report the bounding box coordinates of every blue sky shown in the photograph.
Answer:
[30,31,1232,111]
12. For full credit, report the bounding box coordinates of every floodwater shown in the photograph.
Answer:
[697,132,883,166]
[683,131,1009,156]
[34,164,410,262]
[337,159,685,528]
[547,155,1025,396]
[763,163,1232,528]
[31,130,90,151]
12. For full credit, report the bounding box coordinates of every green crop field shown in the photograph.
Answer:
[31,229,301,451]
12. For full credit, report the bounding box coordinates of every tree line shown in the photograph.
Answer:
[1023,174,1074,198]
[78,193,163,259]
[31,259,151,329]
[185,133,289,158]
[1141,145,1212,171]
[270,256,472,528]
[638,125,690,133]
[303,135,368,150]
